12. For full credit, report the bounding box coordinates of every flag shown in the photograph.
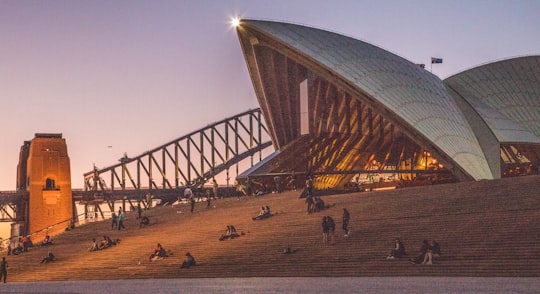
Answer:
[431,57,443,64]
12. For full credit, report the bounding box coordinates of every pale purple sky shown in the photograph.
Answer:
[1,0,539,190]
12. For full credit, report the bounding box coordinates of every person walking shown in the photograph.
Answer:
[342,208,351,237]
[0,257,8,283]
[118,208,125,230]
[290,172,297,191]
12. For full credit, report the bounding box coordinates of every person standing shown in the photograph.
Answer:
[342,208,350,237]
[212,179,219,199]
[190,194,196,214]
[274,176,282,193]
[327,216,336,244]
[246,177,253,196]
[184,185,193,200]
[146,193,153,209]
[137,204,143,220]
[290,172,297,191]
[0,257,7,283]
[184,185,195,213]
[21,235,29,252]
[118,207,125,230]
[322,216,329,247]
[111,212,118,229]
[306,176,314,197]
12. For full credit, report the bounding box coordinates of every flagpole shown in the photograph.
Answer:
[430,57,443,73]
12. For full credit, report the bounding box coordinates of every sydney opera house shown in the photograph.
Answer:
[235,19,540,190]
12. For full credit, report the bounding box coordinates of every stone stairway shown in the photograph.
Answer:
[4,175,539,282]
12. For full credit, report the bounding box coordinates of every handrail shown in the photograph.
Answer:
[5,213,85,243]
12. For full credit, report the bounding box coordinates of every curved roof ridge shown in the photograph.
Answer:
[445,55,540,80]
[240,18,430,71]
[445,56,540,141]
[240,19,494,180]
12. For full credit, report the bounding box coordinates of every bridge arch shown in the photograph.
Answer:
[83,108,273,202]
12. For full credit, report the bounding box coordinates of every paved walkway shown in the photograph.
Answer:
[0,277,538,293]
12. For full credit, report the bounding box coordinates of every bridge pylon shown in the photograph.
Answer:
[15,133,73,241]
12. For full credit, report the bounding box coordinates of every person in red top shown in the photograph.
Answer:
[21,236,29,252]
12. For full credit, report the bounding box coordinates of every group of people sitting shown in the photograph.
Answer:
[386,238,441,265]
[255,183,270,196]
[10,234,54,255]
[149,243,169,261]
[410,239,441,265]
[219,225,240,241]
[89,236,120,251]
[252,206,273,220]
[305,195,328,214]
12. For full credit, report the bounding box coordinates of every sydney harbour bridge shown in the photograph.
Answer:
[0,108,273,229]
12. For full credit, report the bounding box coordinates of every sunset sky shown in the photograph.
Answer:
[1,0,539,190]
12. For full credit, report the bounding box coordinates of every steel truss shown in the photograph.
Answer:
[83,108,273,202]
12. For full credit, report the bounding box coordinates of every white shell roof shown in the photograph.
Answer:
[444,56,540,143]
[240,19,495,180]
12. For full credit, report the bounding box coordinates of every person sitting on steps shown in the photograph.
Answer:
[219,225,240,241]
[282,245,298,254]
[180,252,196,269]
[99,236,110,250]
[252,206,273,220]
[40,251,56,264]
[89,238,99,252]
[139,216,150,228]
[422,240,441,265]
[410,240,429,264]
[149,243,167,261]
[386,238,406,259]
[41,235,53,246]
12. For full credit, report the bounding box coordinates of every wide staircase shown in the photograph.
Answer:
[4,175,540,281]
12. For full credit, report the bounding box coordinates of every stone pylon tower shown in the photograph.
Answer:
[17,133,72,241]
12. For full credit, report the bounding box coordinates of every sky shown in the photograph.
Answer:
[1,0,539,190]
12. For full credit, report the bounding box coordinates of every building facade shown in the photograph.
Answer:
[235,19,540,189]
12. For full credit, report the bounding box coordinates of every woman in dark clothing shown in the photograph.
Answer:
[387,238,406,259]
[410,240,429,264]
[40,251,55,264]
[322,216,330,246]
[180,252,196,269]
[342,208,350,236]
